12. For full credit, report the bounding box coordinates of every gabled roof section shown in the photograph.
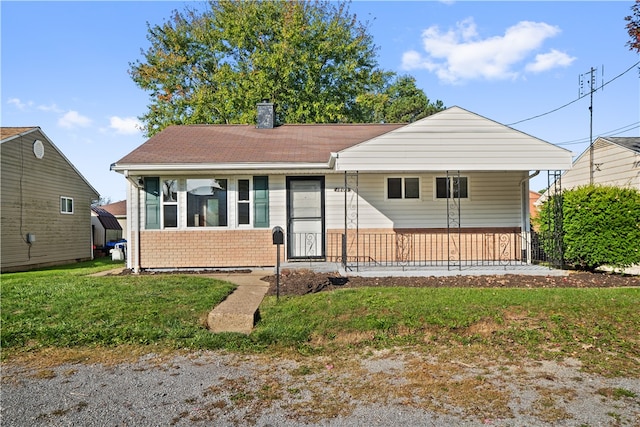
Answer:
[1,127,100,198]
[92,206,122,230]
[112,123,404,171]
[335,106,573,172]
[601,136,640,154]
[101,200,127,217]
[1,127,38,142]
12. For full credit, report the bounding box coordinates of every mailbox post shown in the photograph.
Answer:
[272,226,284,300]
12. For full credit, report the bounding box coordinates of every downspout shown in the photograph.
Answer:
[124,170,143,273]
[520,170,541,229]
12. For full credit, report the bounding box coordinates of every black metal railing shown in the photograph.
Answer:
[327,231,540,268]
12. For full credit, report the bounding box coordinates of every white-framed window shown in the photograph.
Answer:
[237,178,251,226]
[387,177,420,199]
[144,176,269,229]
[60,196,74,214]
[162,179,178,228]
[186,178,228,227]
[435,176,469,199]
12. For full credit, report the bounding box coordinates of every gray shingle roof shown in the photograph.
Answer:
[603,137,640,154]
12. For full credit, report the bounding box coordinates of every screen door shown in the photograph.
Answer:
[287,177,324,259]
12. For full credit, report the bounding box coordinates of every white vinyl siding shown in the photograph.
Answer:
[325,172,525,230]
[335,107,573,172]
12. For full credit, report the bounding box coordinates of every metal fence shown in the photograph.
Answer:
[326,231,548,269]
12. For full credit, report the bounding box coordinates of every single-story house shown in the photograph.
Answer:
[1,127,99,272]
[100,200,127,238]
[557,137,640,191]
[91,206,123,254]
[110,105,572,272]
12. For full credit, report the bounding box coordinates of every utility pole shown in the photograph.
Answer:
[579,67,599,185]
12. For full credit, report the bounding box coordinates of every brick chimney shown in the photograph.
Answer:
[256,102,275,129]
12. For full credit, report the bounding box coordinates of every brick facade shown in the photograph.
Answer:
[139,229,283,269]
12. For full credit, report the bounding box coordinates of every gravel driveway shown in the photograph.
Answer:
[2,350,639,426]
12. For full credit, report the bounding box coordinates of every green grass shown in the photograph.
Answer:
[1,260,238,356]
[2,261,639,377]
[253,287,640,376]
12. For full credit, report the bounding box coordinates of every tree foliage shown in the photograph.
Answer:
[536,185,640,271]
[129,0,444,136]
[625,0,640,52]
[357,75,445,123]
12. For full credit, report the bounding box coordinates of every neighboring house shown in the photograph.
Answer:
[529,190,541,221]
[558,137,640,191]
[100,200,127,238]
[91,206,123,252]
[110,105,572,272]
[1,127,99,272]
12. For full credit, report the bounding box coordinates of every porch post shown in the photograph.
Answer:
[343,171,347,270]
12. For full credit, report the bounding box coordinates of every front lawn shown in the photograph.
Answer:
[2,261,638,377]
[1,261,236,358]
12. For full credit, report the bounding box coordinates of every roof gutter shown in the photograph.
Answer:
[110,161,334,173]
[520,170,540,186]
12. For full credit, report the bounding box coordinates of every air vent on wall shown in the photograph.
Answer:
[33,140,44,159]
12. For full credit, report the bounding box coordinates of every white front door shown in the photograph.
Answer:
[287,177,324,259]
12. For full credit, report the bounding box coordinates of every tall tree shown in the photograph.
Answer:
[130,0,443,136]
[356,75,445,123]
[625,0,640,52]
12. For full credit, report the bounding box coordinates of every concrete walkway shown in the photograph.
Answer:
[205,269,272,335]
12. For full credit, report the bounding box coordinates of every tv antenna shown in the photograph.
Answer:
[579,66,604,185]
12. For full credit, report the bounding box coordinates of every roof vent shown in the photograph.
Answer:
[256,102,274,129]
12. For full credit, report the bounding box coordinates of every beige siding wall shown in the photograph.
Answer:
[562,140,640,190]
[325,171,525,230]
[1,131,99,272]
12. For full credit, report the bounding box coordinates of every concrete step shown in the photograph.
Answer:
[206,270,271,334]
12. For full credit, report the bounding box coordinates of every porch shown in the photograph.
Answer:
[283,228,563,277]
[288,229,554,271]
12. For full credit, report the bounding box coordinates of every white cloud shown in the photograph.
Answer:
[37,103,64,113]
[58,110,92,129]
[7,98,32,110]
[525,49,576,73]
[109,116,143,135]
[402,18,570,84]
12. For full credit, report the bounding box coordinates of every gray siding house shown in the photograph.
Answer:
[1,127,99,272]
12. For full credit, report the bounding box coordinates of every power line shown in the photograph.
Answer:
[507,61,640,126]
[555,122,640,145]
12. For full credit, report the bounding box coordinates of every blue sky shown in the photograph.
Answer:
[2,1,638,201]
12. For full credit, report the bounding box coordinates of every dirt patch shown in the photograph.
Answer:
[263,269,639,296]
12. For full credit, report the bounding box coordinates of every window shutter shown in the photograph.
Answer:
[253,176,269,228]
[144,177,160,229]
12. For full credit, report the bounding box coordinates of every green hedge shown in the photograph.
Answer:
[536,185,640,271]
